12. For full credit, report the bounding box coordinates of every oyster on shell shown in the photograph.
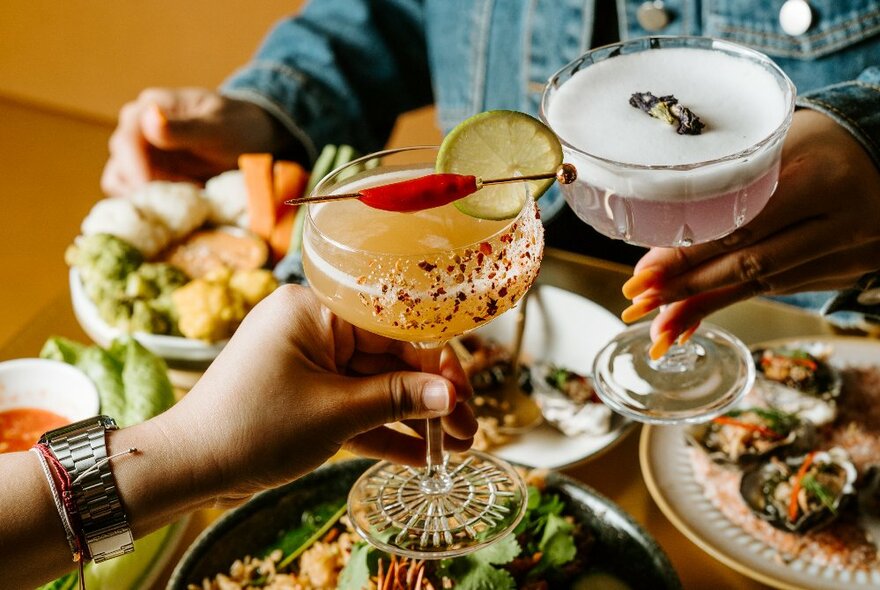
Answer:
[752,345,842,426]
[530,363,614,437]
[686,407,816,467]
[740,447,857,533]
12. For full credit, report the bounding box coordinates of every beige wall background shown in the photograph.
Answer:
[0,0,440,140]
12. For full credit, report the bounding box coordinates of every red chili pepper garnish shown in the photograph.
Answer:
[357,173,479,212]
[712,416,780,439]
[789,451,817,522]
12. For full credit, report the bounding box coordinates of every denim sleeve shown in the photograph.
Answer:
[796,67,880,324]
[797,67,880,169]
[221,0,433,164]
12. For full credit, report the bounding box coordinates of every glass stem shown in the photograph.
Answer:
[649,340,703,373]
[649,305,702,373]
[415,342,452,494]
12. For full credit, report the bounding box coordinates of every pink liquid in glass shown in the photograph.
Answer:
[561,163,779,247]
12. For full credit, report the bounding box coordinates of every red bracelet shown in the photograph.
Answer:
[33,442,89,589]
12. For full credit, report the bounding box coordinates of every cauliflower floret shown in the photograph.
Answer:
[204,170,249,228]
[229,269,278,309]
[128,181,210,241]
[81,198,171,257]
[172,274,246,341]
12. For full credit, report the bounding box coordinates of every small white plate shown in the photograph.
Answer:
[70,268,226,369]
[473,284,632,469]
[0,358,99,420]
[641,336,880,590]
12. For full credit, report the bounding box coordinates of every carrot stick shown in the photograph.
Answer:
[273,160,309,209]
[239,153,275,241]
[269,207,297,262]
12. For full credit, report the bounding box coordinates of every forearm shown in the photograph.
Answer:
[0,419,213,589]
[222,0,432,159]
[798,67,880,169]
[0,451,71,588]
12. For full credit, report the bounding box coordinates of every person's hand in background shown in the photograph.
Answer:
[619,109,880,357]
[101,87,293,196]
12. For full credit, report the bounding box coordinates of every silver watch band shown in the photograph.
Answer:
[40,416,135,562]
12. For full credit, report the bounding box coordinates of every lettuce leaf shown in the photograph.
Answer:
[109,338,175,426]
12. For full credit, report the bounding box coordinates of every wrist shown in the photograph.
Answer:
[106,418,213,537]
[223,92,315,164]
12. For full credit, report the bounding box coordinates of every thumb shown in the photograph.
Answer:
[141,103,214,150]
[342,372,455,432]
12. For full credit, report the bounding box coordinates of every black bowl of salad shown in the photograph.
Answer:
[169,459,680,590]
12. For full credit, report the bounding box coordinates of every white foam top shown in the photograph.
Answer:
[546,47,792,200]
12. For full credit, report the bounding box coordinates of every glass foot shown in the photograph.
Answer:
[347,450,527,559]
[592,322,754,424]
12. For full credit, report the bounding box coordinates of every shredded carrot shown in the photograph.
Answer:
[789,451,817,522]
[761,356,817,371]
[321,527,339,544]
[712,416,780,439]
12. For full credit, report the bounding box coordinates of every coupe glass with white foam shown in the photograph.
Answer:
[541,37,796,423]
[302,146,543,557]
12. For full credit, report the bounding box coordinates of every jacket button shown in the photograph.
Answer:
[779,0,813,36]
[637,1,671,32]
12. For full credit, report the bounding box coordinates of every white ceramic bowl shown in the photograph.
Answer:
[0,358,99,421]
[70,269,226,370]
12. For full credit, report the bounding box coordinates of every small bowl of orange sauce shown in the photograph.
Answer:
[0,359,99,454]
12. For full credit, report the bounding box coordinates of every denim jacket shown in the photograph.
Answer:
[223,0,880,320]
[223,0,880,169]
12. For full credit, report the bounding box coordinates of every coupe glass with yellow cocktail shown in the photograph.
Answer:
[303,145,544,558]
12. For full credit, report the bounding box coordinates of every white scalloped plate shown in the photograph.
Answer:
[473,284,634,469]
[641,337,880,590]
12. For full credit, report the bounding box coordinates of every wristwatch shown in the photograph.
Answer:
[39,415,135,562]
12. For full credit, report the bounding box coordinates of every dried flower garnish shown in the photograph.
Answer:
[629,92,705,135]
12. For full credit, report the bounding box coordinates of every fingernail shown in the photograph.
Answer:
[678,323,700,345]
[622,269,662,299]
[621,296,661,323]
[423,381,450,412]
[649,330,676,360]
[150,103,167,126]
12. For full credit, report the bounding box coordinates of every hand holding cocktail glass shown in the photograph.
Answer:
[300,137,559,558]
[541,37,796,424]
[625,106,880,340]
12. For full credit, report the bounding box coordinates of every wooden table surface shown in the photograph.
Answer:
[0,97,844,589]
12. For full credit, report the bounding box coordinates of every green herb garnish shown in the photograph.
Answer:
[548,366,573,391]
[272,502,347,570]
[724,407,799,436]
[802,475,838,514]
